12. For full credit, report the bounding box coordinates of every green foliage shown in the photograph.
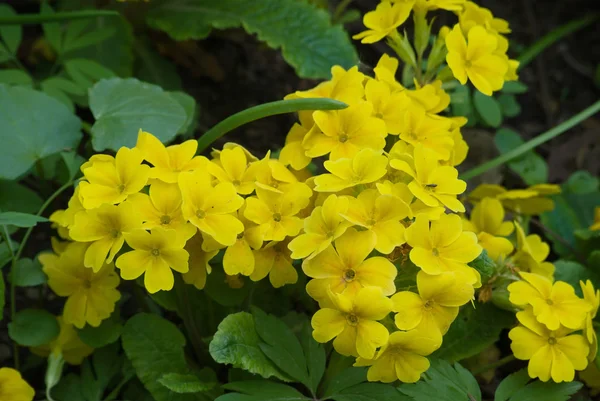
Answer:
[0,5,22,56]
[8,308,59,346]
[331,383,409,401]
[12,257,47,287]
[321,366,368,399]
[474,90,503,128]
[77,311,123,348]
[494,128,548,185]
[468,250,496,283]
[145,0,358,79]
[219,380,309,400]
[494,369,583,401]
[159,371,217,394]
[0,270,4,322]
[553,260,600,296]
[495,369,531,401]
[0,211,47,228]
[0,181,43,214]
[0,84,82,180]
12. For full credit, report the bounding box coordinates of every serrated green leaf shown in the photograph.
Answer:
[508,380,582,401]
[494,369,530,401]
[159,372,216,393]
[0,5,22,54]
[0,212,47,228]
[334,383,409,401]
[88,77,187,151]
[12,258,47,287]
[0,180,43,214]
[321,367,368,398]
[431,302,514,362]
[501,81,528,94]
[299,320,326,394]
[209,312,290,382]
[473,90,502,127]
[468,250,495,283]
[498,94,521,118]
[223,380,306,398]
[146,0,358,79]
[0,69,32,86]
[494,128,548,185]
[0,85,82,180]
[8,309,60,346]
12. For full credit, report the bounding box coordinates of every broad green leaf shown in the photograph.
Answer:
[431,302,514,362]
[0,69,32,86]
[399,360,480,401]
[0,181,43,214]
[41,83,75,112]
[0,85,82,180]
[122,313,199,401]
[88,77,187,151]
[41,77,86,96]
[501,81,528,94]
[204,265,250,306]
[12,258,47,287]
[41,2,62,53]
[136,39,183,91]
[495,369,530,401]
[64,59,115,89]
[553,260,600,296]
[78,312,123,348]
[0,271,4,322]
[169,91,197,136]
[468,250,496,283]
[509,380,583,401]
[51,374,86,401]
[223,380,306,398]
[494,128,548,185]
[92,343,126,393]
[0,5,22,54]
[146,0,358,79]
[564,170,599,194]
[0,212,48,228]
[209,312,290,381]
[8,309,60,346]
[159,372,216,393]
[473,90,502,128]
[299,320,326,394]
[333,383,409,401]
[321,367,368,398]
[497,94,521,118]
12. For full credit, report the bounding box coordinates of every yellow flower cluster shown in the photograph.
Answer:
[354,0,518,95]
[0,368,34,401]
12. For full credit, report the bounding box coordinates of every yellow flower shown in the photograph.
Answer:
[116,227,192,293]
[391,145,466,212]
[182,233,218,290]
[364,79,407,134]
[397,106,454,160]
[392,271,474,340]
[353,1,414,44]
[280,122,312,171]
[303,228,397,307]
[208,146,256,195]
[49,186,85,239]
[127,181,197,241]
[135,130,207,183]
[508,272,591,330]
[78,147,150,209]
[580,280,600,360]
[250,240,298,288]
[312,286,392,359]
[69,202,143,272]
[405,80,451,115]
[355,328,441,383]
[413,0,466,12]
[253,154,302,193]
[469,184,560,215]
[303,102,387,161]
[591,207,600,230]
[448,126,469,166]
[509,309,588,382]
[179,169,244,246]
[244,184,312,241]
[463,197,514,260]
[373,54,404,92]
[0,368,35,401]
[459,1,511,34]
[405,214,482,286]
[341,189,410,254]
[376,180,445,220]
[314,149,388,192]
[40,242,120,329]
[445,25,508,96]
[288,194,351,260]
[289,65,365,106]
[512,222,554,278]
[31,317,93,365]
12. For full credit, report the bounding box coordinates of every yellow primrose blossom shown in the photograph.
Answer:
[463,197,514,260]
[413,0,465,12]
[364,79,407,134]
[253,155,302,193]
[0,368,35,401]
[312,286,392,359]
[303,228,397,307]
[405,214,482,285]
[353,1,413,44]
[581,280,600,360]
[127,181,197,241]
[314,149,388,192]
[341,189,410,254]
[69,202,143,272]
[289,65,365,106]
[303,102,387,160]
[116,227,192,293]
[373,54,404,92]
[397,106,454,160]
[280,121,312,171]
[208,146,256,195]
[512,222,554,278]
[405,80,451,115]
[448,127,469,166]
[49,186,85,239]
[376,180,445,220]
[355,328,441,383]
[244,184,312,241]
[78,147,150,209]
[390,145,466,212]
[469,183,560,215]
[509,309,588,382]
[40,242,120,329]
[392,271,474,339]
[135,130,207,183]
[179,169,244,246]
[458,1,511,34]
[591,207,600,230]
[250,240,298,288]
[508,272,591,330]
[288,194,351,260]
[182,233,218,290]
[31,317,93,365]
[445,25,508,96]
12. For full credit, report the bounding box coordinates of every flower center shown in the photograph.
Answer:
[160,215,171,225]
[465,60,472,68]
[237,232,244,240]
[432,248,439,257]
[346,314,359,326]
[339,134,349,143]
[548,336,557,345]
[375,112,384,119]
[196,209,206,219]
[232,179,241,186]
[273,213,282,222]
[423,300,434,310]
[546,299,554,305]
[151,248,160,257]
[110,229,120,239]
[82,279,92,289]
[366,218,376,226]
[344,269,356,282]
[118,183,126,193]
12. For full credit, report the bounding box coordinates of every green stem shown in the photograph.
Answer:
[103,374,133,401]
[81,121,93,135]
[0,225,19,369]
[518,14,598,69]
[0,10,119,25]
[196,98,348,153]
[461,99,600,180]
[471,354,516,375]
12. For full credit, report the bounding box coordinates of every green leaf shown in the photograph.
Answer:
[63,25,116,54]
[321,367,368,398]
[554,260,600,296]
[12,258,47,287]
[450,85,475,125]
[45,352,65,401]
[223,380,306,398]
[0,180,43,214]
[495,369,530,401]
[8,309,60,346]
[51,374,86,401]
[145,0,358,79]
[498,94,521,118]
[399,360,480,401]
[41,77,86,96]
[41,2,62,53]
[0,69,32,85]
[64,58,115,89]
[159,372,216,393]
[204,265,250,306]
[88,77,188,151]
[60,151,85,181]
[501,81,528,94]
[209,312,290,382]
[122,313,199,401]
[0,212,48,228]
[78,312,123,348]
[169,91,197,135]
[468,250,496,283]
[508,380,583,401]
[333,383,409,401]
[0,5,22,54]
[135,39,183,91]
[473,90,503,127]
[494,128,548,185]
[0,270,4,322]
[0,85,82,180]
[431,301,514,362]
[299,320,326,394]
[563,170,599,194]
